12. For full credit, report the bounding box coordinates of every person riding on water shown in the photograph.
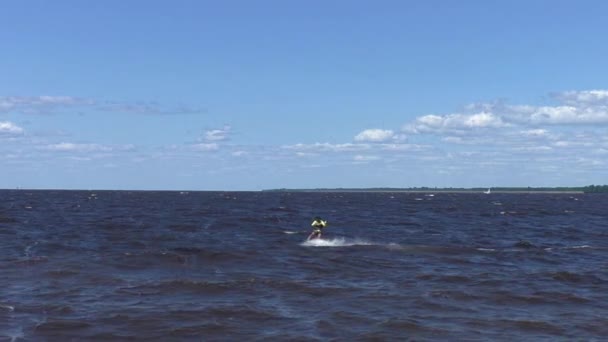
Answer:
[308,217,327,240]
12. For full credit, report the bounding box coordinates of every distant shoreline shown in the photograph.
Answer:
[263,189,585,194]
[2,186,605,194]
[263,186,608,193]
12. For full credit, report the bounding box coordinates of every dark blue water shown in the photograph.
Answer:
[1,190,607,340]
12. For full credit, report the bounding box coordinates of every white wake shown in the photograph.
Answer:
[300,237,375,247]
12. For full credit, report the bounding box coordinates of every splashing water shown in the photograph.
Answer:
[300,237,375,247]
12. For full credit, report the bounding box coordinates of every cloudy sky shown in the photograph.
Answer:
[2,1,607,190]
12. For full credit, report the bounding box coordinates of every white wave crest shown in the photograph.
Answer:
[0,304,15,312]
[300,237,375,247]
[564,245,593,250]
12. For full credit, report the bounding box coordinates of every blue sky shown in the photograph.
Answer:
[1,0,608,190]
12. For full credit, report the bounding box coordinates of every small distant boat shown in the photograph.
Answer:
[484,188,491,194]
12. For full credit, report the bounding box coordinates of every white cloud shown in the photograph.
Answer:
[353,155,380,162]
[37,96,84,105]
[42,142,134,153]
[98,101,204,115]
[44,142,112,152]
[0,96,91,114]
[204,125,231,141]
[0,121,23,134]
[553,140,593,148]
[354,129,398,142]
[554,90,608,106]
[192,143,219,151]
[519,129,549,137]
[379,143,427,151]
[67,156,93,161]
[403,90,608,138]
[295,152,317,157]
[4,89,607,190]
[465,112,507,128]
[405,111,508,134]
[0,95,203,116]
[442,136,464,144]
[509,105,608,125]
[511,145,553,152]
[283,142,370,152]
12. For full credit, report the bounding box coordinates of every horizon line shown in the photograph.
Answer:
[2,185,605,192]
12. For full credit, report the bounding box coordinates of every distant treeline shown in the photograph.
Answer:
[265,185,608,193]
[583,185,608,193]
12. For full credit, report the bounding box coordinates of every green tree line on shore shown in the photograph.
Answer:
[583,185,608,193]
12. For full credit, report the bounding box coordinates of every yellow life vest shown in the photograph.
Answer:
[311,219,327,228]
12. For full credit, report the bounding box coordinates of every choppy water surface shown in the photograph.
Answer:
[1,190,607,340]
